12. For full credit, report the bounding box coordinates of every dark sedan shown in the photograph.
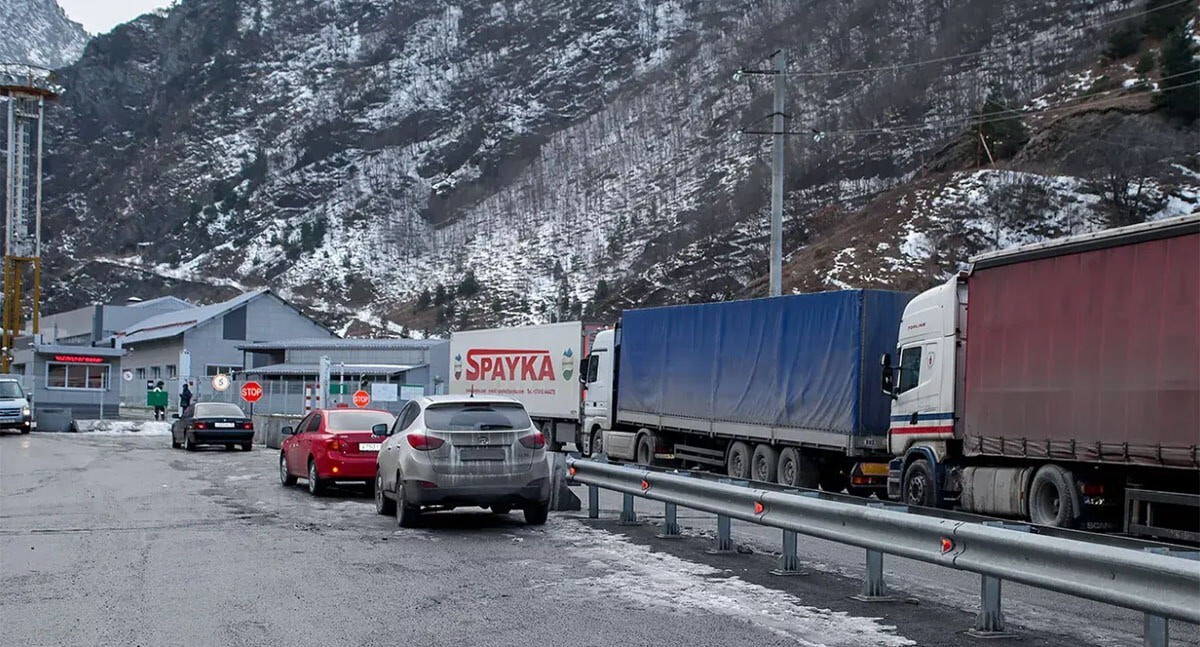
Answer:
[171,402,254,451]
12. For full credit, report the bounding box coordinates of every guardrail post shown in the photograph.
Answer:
[968,575,1015,638]
[618,493,638,525]
[1143,547,1170,647]
[851,549,902,602]
[657,502,681,538]
[706,514,735,554]
[770,529,806,576]
[587,485,599,519]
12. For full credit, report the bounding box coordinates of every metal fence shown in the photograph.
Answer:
[567,457,1200,645]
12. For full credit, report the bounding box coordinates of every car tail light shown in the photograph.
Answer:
[407,434,444,451]
[194,422,208,430]
[1081,483,1104,496]
[239,422,253,430]
[519,431,545,449]
[327,437,343,452]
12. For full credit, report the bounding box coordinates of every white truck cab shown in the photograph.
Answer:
[883,276,965,504]
[580,328,615,455]
[0,376,33,434]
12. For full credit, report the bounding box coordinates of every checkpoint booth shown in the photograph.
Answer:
[9,342,125,431]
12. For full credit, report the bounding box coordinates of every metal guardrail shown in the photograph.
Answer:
[567,457,1200,645]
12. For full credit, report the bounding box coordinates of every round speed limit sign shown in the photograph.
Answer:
[211,374,231,392]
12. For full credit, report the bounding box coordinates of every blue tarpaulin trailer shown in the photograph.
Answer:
[615,290,913,461]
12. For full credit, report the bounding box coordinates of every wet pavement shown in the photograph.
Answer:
[1,432,1182,646]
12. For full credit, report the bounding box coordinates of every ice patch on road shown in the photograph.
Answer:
[78,420,172,435]
[553,524,913,647]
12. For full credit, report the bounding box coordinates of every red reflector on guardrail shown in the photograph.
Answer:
[940,538,955,553]
[569,467,576,477]
[641,480,650,490]
[754,502,764,515]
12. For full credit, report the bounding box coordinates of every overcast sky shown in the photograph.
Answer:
[59,0,173,34]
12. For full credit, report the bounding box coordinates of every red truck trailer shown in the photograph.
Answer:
[885,214,1199,541]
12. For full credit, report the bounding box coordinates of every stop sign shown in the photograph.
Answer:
[240,381,264,403]
[352,390,371,408]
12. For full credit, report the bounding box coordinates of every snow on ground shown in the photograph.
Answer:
[550,524,914,647]
[77,420,172,435]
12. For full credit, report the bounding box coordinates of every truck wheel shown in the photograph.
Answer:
[751,444,779,482]
[1029,465,1078,528]
[901,459,936,507]
[727,441,752,479]
[590,428,604,457]
[635,434,655,466]
[776,448,819,489]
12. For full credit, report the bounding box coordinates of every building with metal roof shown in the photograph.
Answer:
[235,337,450,415]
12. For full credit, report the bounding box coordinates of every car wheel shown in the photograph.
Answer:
[523,501,549,525]
[240,442,252,452]
[279,453,297,486]
[184,435,196,451]
[395,472,421,528]
[307,459,325,496]
[726,441,751,479]
[901,459,937,508]
[374,471,395,516]
[491,504,512,515]
[171,435,181,449]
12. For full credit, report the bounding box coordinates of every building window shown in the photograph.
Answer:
[167,365,177,379]
[205,365,243,377]
[151,366,162,379]
[135,368,146,381]
[47,363,109,390]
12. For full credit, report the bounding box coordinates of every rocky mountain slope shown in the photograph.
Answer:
[32,0,1200,335]
[0,0,88,68]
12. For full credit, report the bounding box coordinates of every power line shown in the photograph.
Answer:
[774,0,1194,78]
[745,77,1199,138]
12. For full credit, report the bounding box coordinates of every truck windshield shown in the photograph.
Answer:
[424,403,532,431]
[0,381,24,399]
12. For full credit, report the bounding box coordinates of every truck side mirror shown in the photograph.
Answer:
[578,357,590,385]
[880,354,897,400]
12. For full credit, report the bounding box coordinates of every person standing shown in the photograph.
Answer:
[180,382,193,411]
[152,380,166,421]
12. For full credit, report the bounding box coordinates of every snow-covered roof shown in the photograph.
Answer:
[243,363,422,377]
[238,338,446,352]
[118,290,267,346]
[128,295,193,310]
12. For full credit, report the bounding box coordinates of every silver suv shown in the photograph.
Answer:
[0,378,32,434]
[373,395,551,527]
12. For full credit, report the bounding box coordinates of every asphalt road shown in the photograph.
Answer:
[1,432,1190,647]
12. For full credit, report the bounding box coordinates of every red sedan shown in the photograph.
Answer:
[279,407,396,496]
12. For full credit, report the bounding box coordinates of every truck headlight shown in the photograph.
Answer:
[22,406,31,418]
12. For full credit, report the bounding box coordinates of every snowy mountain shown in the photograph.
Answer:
[0,0,88,68]
[37,0,1200,335]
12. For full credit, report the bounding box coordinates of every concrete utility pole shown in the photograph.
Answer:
[770,51,785,297]
[738,51,788,297]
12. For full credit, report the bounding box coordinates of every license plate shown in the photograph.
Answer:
[359,443,381,452]
[460,447,505,461]
[214,422,235,428]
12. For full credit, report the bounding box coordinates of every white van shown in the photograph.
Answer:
[0,377,32,434]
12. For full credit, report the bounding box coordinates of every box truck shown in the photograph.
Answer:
[581,290,913,492]
[884,214,1199,540]
[450,322,604,451]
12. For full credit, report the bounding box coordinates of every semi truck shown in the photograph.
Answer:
[449,322,604,451]
[883,214,1199,540]
[580,290,913,492]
